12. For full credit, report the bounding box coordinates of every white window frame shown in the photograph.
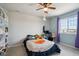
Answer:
[59,15,77,34]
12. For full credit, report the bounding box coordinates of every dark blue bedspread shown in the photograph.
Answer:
[27,44,61,56]
[23,37,61,56]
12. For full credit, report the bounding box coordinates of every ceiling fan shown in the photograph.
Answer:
[36,3,56,14]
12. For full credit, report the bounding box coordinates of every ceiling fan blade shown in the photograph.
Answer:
[48,7,56,9]
[39,3,44,6]
[36,8,43,10]
[39,3,48,7]
[47,3,52,6]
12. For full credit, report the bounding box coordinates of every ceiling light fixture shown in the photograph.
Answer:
[43,15,46,21]
[36,3,56,14]
[43,8,48,11]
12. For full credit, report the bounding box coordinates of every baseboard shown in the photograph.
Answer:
[60,42,79,49]
[7,38,25,48]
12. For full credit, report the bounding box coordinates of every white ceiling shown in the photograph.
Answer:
[0,3,79,17]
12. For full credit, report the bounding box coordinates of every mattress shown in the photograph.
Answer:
[26,39,55,52]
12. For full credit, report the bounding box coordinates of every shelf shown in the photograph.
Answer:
[0,46,5,51]
[0,7,8,56]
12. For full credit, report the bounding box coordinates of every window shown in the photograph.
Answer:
[59,15,77,34]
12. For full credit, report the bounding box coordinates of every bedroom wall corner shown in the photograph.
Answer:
[7,11,47,45]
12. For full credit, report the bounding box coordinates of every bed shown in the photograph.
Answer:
[23,35,61,56]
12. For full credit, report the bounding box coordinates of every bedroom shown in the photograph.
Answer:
[0,3,79,56]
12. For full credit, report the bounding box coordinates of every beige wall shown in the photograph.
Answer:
[8,12,46,45]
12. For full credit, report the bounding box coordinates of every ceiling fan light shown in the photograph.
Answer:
[43,8,48,11]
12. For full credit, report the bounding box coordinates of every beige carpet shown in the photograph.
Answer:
[6,43,79,56]
[6,45,27,56]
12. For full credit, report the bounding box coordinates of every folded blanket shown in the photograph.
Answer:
[33,39,45,44]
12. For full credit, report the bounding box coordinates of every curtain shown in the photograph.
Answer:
[75,11,79,48]
[56,17,60,43]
